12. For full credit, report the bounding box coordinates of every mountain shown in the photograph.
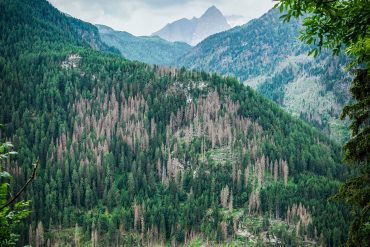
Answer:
[153,6,231,46]
[1,0,349,246]
[97,24,191,65]
[176,8,351,142]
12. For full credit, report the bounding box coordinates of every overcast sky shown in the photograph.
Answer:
[48,0,275,36]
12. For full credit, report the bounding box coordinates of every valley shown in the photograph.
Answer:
[0,0,362,246]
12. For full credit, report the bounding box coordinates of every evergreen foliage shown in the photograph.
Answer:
[275,0,370,246]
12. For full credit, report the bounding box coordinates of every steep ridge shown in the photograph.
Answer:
[153,6,230,46]
[1,0,349,246]
[177,8,351,142]
[97,24,191,65]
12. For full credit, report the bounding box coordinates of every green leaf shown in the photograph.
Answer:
[307,37,313,44]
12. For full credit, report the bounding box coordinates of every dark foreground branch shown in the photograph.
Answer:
[0,161,39,211]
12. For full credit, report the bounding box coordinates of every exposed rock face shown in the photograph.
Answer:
[153,6,230,46]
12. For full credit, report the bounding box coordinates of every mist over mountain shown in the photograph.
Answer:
[153,6,230,46]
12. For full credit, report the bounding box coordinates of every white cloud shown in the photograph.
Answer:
[48,0,275,36]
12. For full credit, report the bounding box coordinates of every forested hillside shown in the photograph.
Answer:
[177,9,352,142]
[1,0,350,246]
[97,25,191,66]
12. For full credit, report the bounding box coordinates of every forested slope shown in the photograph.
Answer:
[177,9,351,142]
[1,0,349,246]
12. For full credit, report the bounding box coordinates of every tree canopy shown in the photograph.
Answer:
[0,137,30,247]
[275,0,370,246]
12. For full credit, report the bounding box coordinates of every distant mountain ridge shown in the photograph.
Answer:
[97,24,191,65]
[153,6,230,46]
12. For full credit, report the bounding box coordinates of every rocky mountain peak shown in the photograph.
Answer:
[152,6,230,46]
[202,5,223,18]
